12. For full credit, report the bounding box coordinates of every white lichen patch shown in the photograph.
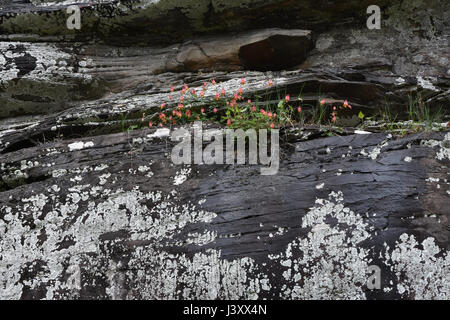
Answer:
[384,234,449,299]
[360,135,392,160]
[173,167,192,186]
[138,165,154,178]
[126,248,268,300]
[354,130,371,135]
[68,141,95,151]
[271,191,373,299]
[421,133,450,161]
[0,180,218,299]
[0,42,91,84]
[417,76,439,92]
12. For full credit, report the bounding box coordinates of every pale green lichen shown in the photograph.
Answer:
[384,234,449,300]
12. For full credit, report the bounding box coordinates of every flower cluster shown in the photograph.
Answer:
[143,76,355,130]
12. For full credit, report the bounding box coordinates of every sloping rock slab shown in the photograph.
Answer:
[0,126,449,299]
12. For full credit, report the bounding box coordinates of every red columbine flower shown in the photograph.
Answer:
[320,99,326,105]
[333,106,336,111]
[200,91,205,98]
[285,94,290,103]
[177,103,184,110]
[241,78,246,85]
[248,99,252,104]
[260,109,266,115]
[227,118,231,126]
[238,87,243,95]
[185,110,191,117]
[268,79,273,87]
[159,123,163,127]
[298,106,302,112]
[160,102,166,109]
[211,79,216,85]
[201,108,205,113]
[343,100,352,109]
[268,111,273,118]
[203,82,207,88]
[149,121,153,127]
[191,89,196,95]
[270,123,275,129]
[221,88,225,96]
[159,113,166,120]
[169,95,173,100]
[213,107,218,113]
[170,86,174,92]
[215,93,220,100]
[332,111,337,123]
[180,95,184,102]
[252,105,256,112]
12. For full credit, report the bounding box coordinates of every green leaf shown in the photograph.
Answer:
[278,100,284,109]
[358,111,365,120]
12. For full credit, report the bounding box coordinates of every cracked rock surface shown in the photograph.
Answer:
[0,0,449,300]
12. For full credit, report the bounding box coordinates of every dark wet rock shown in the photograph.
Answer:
[0,124,449,299]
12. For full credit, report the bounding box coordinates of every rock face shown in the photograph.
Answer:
[0,126,449,299]
[0,0,449,300]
